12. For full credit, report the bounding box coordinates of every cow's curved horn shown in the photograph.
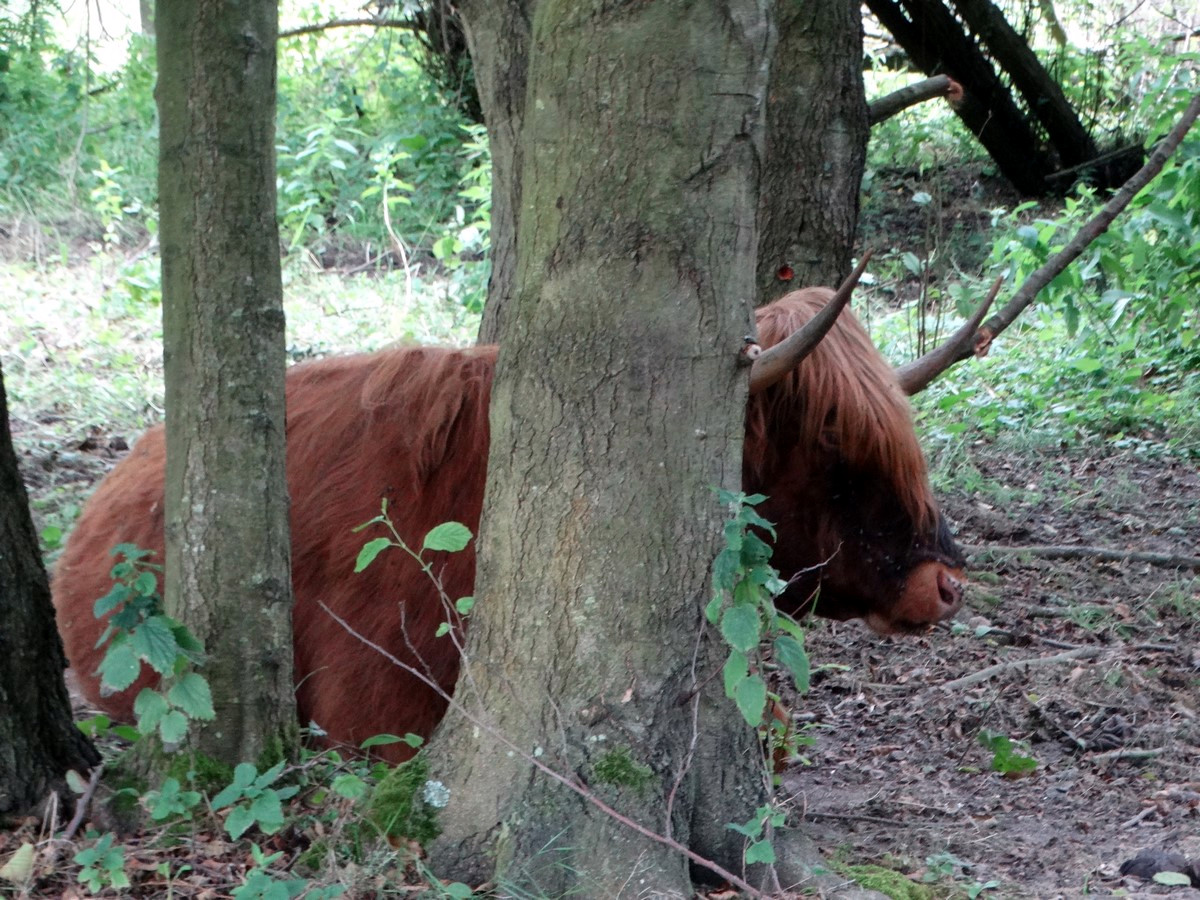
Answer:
[894,276,1003,395]
[748,252,873,395]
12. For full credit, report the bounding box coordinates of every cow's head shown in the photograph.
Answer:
[744,285,966,634]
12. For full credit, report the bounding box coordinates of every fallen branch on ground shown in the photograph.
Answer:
[964,543,1200,571]
[939,647,1101,691]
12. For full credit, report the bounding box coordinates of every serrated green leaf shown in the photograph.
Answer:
[224,805,255,840]
[133,689,168,735]
[774,635,810,693]
[423,521,472,552]
[254,760,287,789]
[130,616,179,674]
[249,792,285,833]
[734,674,767,726]
[723,650,748,698]
[355,537,392,573]
[93,584,131,619]
[745,839,776,865]
[158,709,188,744]
[133,570,158,598]
[167,672,215,720]
[331,773,368,800]
[720,604,761,653]
[704,594,723,624]
[97,641,140,691]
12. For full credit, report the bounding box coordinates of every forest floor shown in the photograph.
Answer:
[783,441,1200,899]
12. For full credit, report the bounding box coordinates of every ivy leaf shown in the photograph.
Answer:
[733,674,767,726]
[167,672,215,720]
[720,604,761,653]
[774,634,810,693]
[355,538,392,573]
[97,641,140,691]
[455,596,475,614]
[423,522,472,552]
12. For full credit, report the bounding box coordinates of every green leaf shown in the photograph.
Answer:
[774,635,810,693]
[733,674,768,726]
[455,596,476,614]
[442,884,475,899]
[331,773,368,800]
[167,672,215,720]
[97,641,140,691]
[704,594,723,625]
[93,583,131,619]
[723,650,748,698]
[360,732,423,749]
[720,604,761,653]
[423,522,472,552]
[1069,357,1104,373]
[435,622,451,637]
[1152,871,1192,886]
[0,842,35,884]
[130,616,180,674]
[355,537,392,573]
[745,839,776,865]
[224,805,256,840]
[133,689,169,736]
[159,710,188,745]
[248,792,285,834]
[133,570,158,597]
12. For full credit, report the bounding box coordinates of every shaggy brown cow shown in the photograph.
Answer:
[52,290,965,758]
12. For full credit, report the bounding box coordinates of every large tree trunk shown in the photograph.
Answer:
[426,2,773,893]
[157,0,297,766]
[463,0,531,346]
[0,365,100,817]
[756,0,868,298]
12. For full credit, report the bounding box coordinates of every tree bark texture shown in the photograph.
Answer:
[157,0,298,765]
[0,364,100,817]
[427,2,773,893]
[756,0,868,299]
[865,0,1054,194]
[462,0,532,345]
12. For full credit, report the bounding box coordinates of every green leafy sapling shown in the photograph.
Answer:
[92,544,215,745]
[73,832,130,894]
[354,501,475,636]
[210,761,300,840]
[707,490,810,733]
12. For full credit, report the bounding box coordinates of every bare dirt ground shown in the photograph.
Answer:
[783,442,1200,899]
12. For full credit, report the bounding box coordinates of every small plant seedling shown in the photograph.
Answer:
[73,833,130,894]
[978,730,1038,776]
[210,762,300,840]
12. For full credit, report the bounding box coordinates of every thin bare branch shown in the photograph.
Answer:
[965,543,1200,571]
[279,18,422,40]
[868,75,960,125]
[939,647,1101,691]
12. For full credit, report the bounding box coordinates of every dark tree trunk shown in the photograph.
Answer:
[0,364,100,817]
[157,0,298,766]
[426,1,772,892]
[462,0,531,346]
[865,0,1055,193]
[756,0,869,298]
[949,0,1097,168]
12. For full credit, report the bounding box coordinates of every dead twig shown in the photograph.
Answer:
[939,647,1101,691]
[964,543,1200,571]
[63,765,104,841]
[1088,747,1165,763]
[279,17,423,39]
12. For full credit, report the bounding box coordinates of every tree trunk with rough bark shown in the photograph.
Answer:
[0,365,100,817]
[157,0,297,766]
[756,0,869,299]
[463,0,531,345]
[426,2,773,893]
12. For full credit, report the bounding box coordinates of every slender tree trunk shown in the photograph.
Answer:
[157,0,297,766]
[0,365,100,817]
[427,2,773,893]
[462,0,531,345]
[865,0,1054,193]
[949,0,1097,168]
[757,0,868,298]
